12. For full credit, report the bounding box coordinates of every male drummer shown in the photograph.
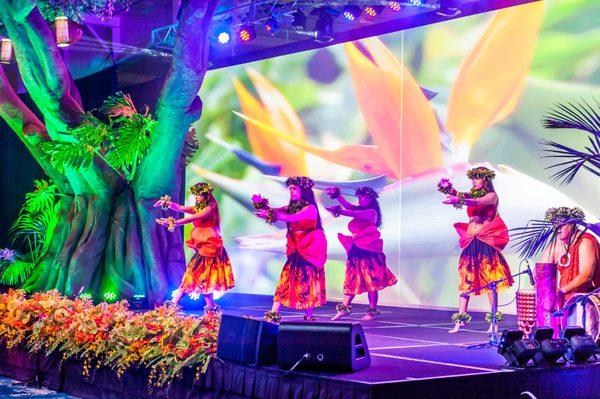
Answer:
[539,207,600,307]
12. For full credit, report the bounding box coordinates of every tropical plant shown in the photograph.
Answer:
[541,100,600,184]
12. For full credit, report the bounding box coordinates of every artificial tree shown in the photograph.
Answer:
[0,0,218,304]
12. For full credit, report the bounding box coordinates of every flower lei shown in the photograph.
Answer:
[190,183,213,196]
[287,200,308,214]
[452,312,472,324]
[329,205,342,218]
[158,195,172,211]
[166,217,176,232]
[485,311,503,324]
[469,187,488,199]
[355,186,379,199]
[545,206,585,224]
[265,208,277,225]
[285,176,314,190]
[326,187,341,199]
[466,167,495,181]
[193,200,209,213]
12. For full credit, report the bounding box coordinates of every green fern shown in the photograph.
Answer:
[105,113,154,175]
[41,141,96,172]
[0,259,35,286]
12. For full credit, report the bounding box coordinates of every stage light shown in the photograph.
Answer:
[409,0,423,5]
[498,329,539,367]
[238,25,256,43]
[189,292,201,300]
[342,6,362,21]
[291,9,306,30]
[388,1,402,12]
[265,17,279,34]
[314,12,334,43]
[364,5,384,17]
[131,294,148,310]
[217,31,231,44]
[532,327,568,366]
[78,292,93,301]
[0,38,12,64]
[562,327,598,363]
[436,0,461,17]
[103,291,117,302]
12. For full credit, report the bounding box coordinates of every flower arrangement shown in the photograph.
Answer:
[0,289,220,387]
[355,186,379,199]
[326,187,341,199]
[437,178,455,195]
[466,167,496,181]
[251,194,270,211]
[285,176,314,190]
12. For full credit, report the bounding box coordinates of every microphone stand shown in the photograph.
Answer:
[465,267,533,349]
[549,286,600,333]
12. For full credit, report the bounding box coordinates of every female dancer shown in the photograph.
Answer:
[326,186,397,321]
[439,167,513,333]
[254,176,327,323]
[155,182,234,310]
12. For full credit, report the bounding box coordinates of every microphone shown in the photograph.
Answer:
[523,260,535,286]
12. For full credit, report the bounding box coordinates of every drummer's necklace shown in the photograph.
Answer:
[558,233,578,268]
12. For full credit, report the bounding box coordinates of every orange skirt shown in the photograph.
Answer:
[274,253,326,309]
[458,239,513,295]
[344,246,397,295]
[179,249,235,295]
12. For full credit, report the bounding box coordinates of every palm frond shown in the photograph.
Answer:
[542,136,600,184]
[542,99,600,135]
[510,219,557,260]
[0,259,35,286]
[41,141,96,172]
[70,113,112,148]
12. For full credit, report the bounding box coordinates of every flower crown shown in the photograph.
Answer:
[190,182,213,196]
[285,176,314,190]
[355,186,379,199]
[466,167,495,181]
[545,207,585,223]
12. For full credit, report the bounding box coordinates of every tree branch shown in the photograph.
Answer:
[134,0,219,198]
[0,65,71,193]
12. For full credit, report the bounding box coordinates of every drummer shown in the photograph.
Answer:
[539,207,600,308]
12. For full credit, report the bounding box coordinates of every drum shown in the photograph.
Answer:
[535,263,557,327]
[564,293,600,343]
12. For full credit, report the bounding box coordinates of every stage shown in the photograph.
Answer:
[200,293,600,399]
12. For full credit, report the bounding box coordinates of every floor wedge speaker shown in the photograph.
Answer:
[277,321,370,372]
[217,314,278,366]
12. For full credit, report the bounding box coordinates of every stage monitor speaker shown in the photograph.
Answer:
[217,314,278,366]
[277,321,370,372]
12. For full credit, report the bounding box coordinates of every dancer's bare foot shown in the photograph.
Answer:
[331,311,345,321]
[361,313,375,321]
[362,307,379,321]
[448,322,466,333]
[332,304,351,321]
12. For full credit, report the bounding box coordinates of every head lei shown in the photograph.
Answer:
[355,186,379,199]
[190,182,213,196]
[285,176,315,190]
[545,207,585,224]
[466,167,496,181]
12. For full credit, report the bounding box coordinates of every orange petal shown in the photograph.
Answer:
[232,76,305,176]
[345,39,442,179]
[246,68,307,175]
[446,1,544,150]
[234,111,394,177]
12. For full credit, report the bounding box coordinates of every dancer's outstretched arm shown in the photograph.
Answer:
[336,195,359,210]
[157,205,214,227]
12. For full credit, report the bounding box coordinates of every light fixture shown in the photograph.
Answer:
[342,5,362,21]
[265,17,279,34]
[217,31,231,44]
[131,294,148,310]
[562,327,598,363]
[532,327,568,366]
[388,1,402,12]
[436,0,461,17]
[78,292,93,301]
[314,11,334,43]
[364,5,384,17]
[409,0,423,5]
[55,16,71,47]
[238,24,257,43]
[498,329,539,367]
[0,38,12,64]
[291,9,306,30]
[102,291,117,302]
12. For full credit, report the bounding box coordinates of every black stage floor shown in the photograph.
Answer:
[184,293,600,399]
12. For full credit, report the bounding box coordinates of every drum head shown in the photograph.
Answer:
[565,294,600,342]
